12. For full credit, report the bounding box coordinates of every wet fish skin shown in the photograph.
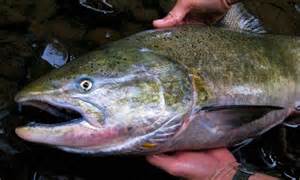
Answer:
[15,25,300,155]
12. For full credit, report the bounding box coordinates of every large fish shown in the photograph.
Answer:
[14,24,300,155]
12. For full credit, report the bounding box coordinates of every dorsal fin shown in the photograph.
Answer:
[219,3,266,34]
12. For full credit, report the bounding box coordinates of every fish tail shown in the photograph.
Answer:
[219,3,266,33]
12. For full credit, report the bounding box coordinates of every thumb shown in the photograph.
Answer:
[153,1,190,28]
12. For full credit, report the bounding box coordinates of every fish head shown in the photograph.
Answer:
[15,48,193,154]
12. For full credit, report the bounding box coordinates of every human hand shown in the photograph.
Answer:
[153,0,235,28]
[146,148,238,180]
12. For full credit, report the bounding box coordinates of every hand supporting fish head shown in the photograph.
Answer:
[15,48,194,154]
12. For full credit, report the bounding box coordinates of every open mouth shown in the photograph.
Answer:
[15,96,127,153]
[19,100,83,126]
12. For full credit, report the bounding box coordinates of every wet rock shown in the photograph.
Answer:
[0,31,32,58]
[78,0,128,14]
[121,1,160,22]
[0,31,29,156]
[105,0,138,12]
[48,18,85,40]
[47,18,86,41]
[79,0,114,14]
[132,8,160,22]
[295,3,300,12]
[0,0,30,26]
[282,168,300,180]
[27,59,53,81]
[30,0,57,23]
[41,39,69,68]
[0,115,24,157]
[0,139,19,156]
[29,21,48,41]
[0,32,29,81]
[159,0,176,13]
[0,78,18,104]
[79,0,161,22]
[0,78,23,156]
[284,127,300,162]
[0,0,57,27]
[0,6,27,27]
[30,17,87,42]
[84,27,121,45]
[244,0,300,35]
[120,21,147,36]
[0,59,26,82]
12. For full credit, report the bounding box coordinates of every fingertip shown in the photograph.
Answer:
[153,17,177,28]
[152,19,165,28]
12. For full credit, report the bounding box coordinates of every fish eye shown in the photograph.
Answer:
[80,79,93,92]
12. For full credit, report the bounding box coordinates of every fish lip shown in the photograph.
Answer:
[16,94,88,126]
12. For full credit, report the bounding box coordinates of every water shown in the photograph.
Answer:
[0,0,299,179]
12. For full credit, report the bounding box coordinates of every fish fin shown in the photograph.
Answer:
[139,114,183,151]
[201,105,283,128]
[200,106,289,146]
[218,3,266,33]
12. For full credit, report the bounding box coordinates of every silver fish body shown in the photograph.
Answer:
[15,26,300,155]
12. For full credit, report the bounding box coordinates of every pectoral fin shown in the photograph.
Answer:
[201,105,283,129]
[198,105,290,146]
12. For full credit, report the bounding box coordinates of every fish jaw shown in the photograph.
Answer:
[14,93,135,153]
[15,120,128,149]
[15,90,106,128]
[14,91,126,153]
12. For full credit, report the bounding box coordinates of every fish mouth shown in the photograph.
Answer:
[15,94,151,155]
[16,96,85,127]
[18,99,83,126]
[14,95,118,151]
